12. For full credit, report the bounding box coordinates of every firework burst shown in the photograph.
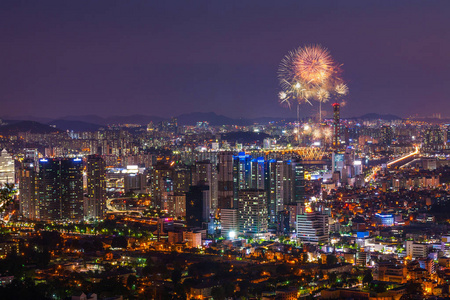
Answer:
[312,129,322,139]
[294,45,335,84]
[335,83,348,95]
[277,44,348,122]
[316,88,330,103]
[278,91,292,108]
[323,126,333,138]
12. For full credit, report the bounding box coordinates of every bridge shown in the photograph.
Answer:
[386,145,420,168]
[263,147,327,160]
[365,145,420,183]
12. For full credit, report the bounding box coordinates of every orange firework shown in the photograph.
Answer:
[277,44,347,123]
[294,45,336,84]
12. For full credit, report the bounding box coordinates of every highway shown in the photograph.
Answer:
[365,145,420,183]
[386,145,420,168]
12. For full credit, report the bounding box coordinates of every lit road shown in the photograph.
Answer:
[386,145,420,168]
[365,166,381,183]
[365,145,420,183]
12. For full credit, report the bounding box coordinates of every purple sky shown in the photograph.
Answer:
[1,0,449,119]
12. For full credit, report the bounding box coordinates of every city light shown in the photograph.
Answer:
[0,2,446,299]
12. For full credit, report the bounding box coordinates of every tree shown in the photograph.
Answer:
[340,272,350,287]
[326,254,338,266]
[171,268,182,285]
[127,274,137,289]
[211,286,225,300]
[276,264,291,275]
[363,270,373,286]
[0,250,25,278]
[223,282,235,298]
[94,277,128,299]
[370,281,387,293]
[111,236,128,249]
[405,281,423,295]
[328,272,337,285]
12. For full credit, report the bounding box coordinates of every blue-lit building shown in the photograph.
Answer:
[375,213,394,226]
[230,153,304,224]
[233,152,252,207]
[251,157,266,190]
[38,158,84,221]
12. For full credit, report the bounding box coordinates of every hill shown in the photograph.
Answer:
[177,112,251,126]
[0,121,60,135]
[47,120,103,132]
[61,114,165,126]
[356,113,402,121]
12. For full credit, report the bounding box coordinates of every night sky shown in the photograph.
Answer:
[1,1,449,120]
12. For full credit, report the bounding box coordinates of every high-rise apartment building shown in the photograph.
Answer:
[381,126,394,146]
[291,160,305,205]
[167,193,186,219]
[266,159,278,222]
[151,163,174,209]
[186,184,211,228]
[332,103,340,149]
[238,189,268,236]
[19,159,38,220]
[38,158,84,221]
[173,164,191,194]
[424,126,444,150]
[191,160,218,212]
[250,157,266,190]
[218,152,234,209]
[85,155,106,219]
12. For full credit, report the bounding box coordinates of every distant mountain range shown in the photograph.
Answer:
[0,112,403,133]
[47,120,104,132]
[0,121,60,135]
[355,113,403,121]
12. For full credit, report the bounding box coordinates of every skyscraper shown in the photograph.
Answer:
[233,152,252,207]
[332,103,340,150]
[173,164,191,194]
[167,193,186,219]
[265,159,278,222]
[251,157,266,190]
[291,160,305,205]
[424,126,444,150]
[266,159,291,222]
[238,189,268,236]
[0,149,15,185]
[191,160,218,212]
[151,163,174,209]
[217,152,234,209]
[85,155,106,219]
[19,159,38,220]
[38,158,84,221]
[186,184,211,228]
[381,126,394,146]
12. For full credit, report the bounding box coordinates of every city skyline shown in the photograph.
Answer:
[1,1,449,119]
[3,2,450,299]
